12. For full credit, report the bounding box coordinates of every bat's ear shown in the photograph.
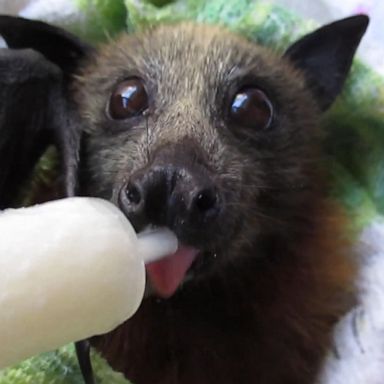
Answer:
[284,15,369,111]
[0,15,93,76]
[0,16,93,197]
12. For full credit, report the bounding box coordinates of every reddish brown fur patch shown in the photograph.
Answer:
[92,198,353,384]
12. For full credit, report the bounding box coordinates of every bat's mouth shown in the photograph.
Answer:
[145,244,201,298]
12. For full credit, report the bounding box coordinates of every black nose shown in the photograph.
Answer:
[118,165,221,242]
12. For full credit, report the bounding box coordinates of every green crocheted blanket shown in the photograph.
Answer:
[0,0,383,383]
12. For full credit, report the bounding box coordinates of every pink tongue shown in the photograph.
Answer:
[146,245,199,298]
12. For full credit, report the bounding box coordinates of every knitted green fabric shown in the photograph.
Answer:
[0,345,130,383]
[74,0,127,41]
[1,0,383,383]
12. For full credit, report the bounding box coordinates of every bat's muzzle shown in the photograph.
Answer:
[118,162,221,246]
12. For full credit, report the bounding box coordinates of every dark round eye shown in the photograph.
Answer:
[229,87,273,129]
[108,78,148,120]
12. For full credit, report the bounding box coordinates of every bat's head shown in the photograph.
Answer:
[75,18,368,298]
[0,15,368,298]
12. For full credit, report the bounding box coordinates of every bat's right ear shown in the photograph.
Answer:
[0,15,93,75]
[284,15,369,111]
[0,16,94,198]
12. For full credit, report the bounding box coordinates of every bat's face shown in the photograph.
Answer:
[0,14,367,299]
[75,24,322,297]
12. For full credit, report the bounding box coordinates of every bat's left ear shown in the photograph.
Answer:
[0,15,93,76]
[284,15,369,111]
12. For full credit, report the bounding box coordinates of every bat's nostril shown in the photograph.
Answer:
[118,180,147,232]
[125,183,142,205]
[194,188,218,214]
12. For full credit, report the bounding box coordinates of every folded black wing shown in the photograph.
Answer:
[0,48,63,208]
[0,14,92,207]
[0,16,95,384]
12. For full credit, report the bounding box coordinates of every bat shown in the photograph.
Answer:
[0,14,368,384]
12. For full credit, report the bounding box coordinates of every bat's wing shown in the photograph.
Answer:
[0,48,63,208]
[0,15,91,77]
[0,15,93,207]
[0,16,95,383]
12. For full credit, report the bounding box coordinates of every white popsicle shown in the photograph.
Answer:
[0,197,177,369]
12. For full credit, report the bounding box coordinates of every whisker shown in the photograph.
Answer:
[222,203,290,225]
[218,182,309,193]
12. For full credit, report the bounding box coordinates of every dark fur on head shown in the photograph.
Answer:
[76,25,317,253]
[0,15,368,384]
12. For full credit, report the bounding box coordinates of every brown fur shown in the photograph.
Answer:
[73,23,354,384]
[92,203,353,384]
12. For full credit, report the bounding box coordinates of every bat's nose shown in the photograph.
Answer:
[118,164,221,245]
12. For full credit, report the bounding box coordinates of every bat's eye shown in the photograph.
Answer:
[229,87,273,129]
[108,78,148,120]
